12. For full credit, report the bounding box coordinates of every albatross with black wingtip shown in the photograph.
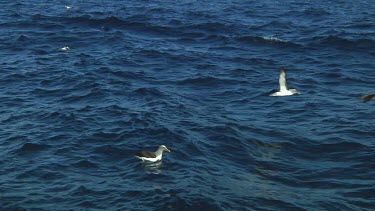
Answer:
[270,67,301,96]
[135,145,171,162]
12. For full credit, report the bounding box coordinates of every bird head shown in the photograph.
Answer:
[160,145,171,153]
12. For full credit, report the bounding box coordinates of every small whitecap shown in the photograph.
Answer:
[65,6,73,10]
[262,36,284,42]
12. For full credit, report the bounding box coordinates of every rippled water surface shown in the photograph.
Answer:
[1,0,374,210]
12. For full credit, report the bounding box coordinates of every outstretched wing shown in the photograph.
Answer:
[279,67,288,91]
[136,151,157,158]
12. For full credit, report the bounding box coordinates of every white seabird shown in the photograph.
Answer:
[270,67,301,96]
[60,46,70,51]
[135,145,171,162]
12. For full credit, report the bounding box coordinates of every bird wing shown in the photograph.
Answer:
[136,151,157,158]
[279,68,288,91]
[361,94,375,102]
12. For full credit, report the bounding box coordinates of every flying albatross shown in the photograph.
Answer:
[135,145,171,162]
[270,67,301,96]
[360,94,375,103]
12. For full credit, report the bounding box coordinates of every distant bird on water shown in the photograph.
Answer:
[60,46,70,51]
[270,67,301,96]
[135,145,171,162]
[360,94,375,103]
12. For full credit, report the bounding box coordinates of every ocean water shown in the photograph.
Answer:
[0,0,374,210]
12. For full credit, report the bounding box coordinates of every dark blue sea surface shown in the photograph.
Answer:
[1,0,374,210]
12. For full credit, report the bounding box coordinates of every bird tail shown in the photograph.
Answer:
[360,96,369,103]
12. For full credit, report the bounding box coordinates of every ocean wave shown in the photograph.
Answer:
[36,111,76,123]
[17,142,50,154]
[91,131,123,141]
[128,127,184,142]
[133,87,165,97]
[260,21,293,29]
[349,22,375,29]
[177,76,247,86]
[288,141,372,163]
[157,196,222,211]
[235,35,301,48]
[200,34,230,43]
[72,160,98,169]
[310,35,375,50]
[62,15,179,37]
[70,185,105,196]
[93,145,129,160]
[16,34,29,42]
[32,87,69,97]
[41,171,66,180]
[299,8,331,17]
[1,1,374,210]
[262,36,285,42]
[4,14,175,40]
[341,187,374,200]
[61,89,107,104]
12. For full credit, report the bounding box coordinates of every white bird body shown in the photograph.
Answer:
[270,89,299,96]
[270,67,300,96]
[135,145,171,162]
[60,46,70,51]
[136,154,163,162]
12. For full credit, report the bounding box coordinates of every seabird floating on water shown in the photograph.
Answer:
[270,67,301,96]
[360,94,375,103]
[60,46,70,51]
[135,145,171,162]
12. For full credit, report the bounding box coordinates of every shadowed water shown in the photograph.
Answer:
[0,0,374,210]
